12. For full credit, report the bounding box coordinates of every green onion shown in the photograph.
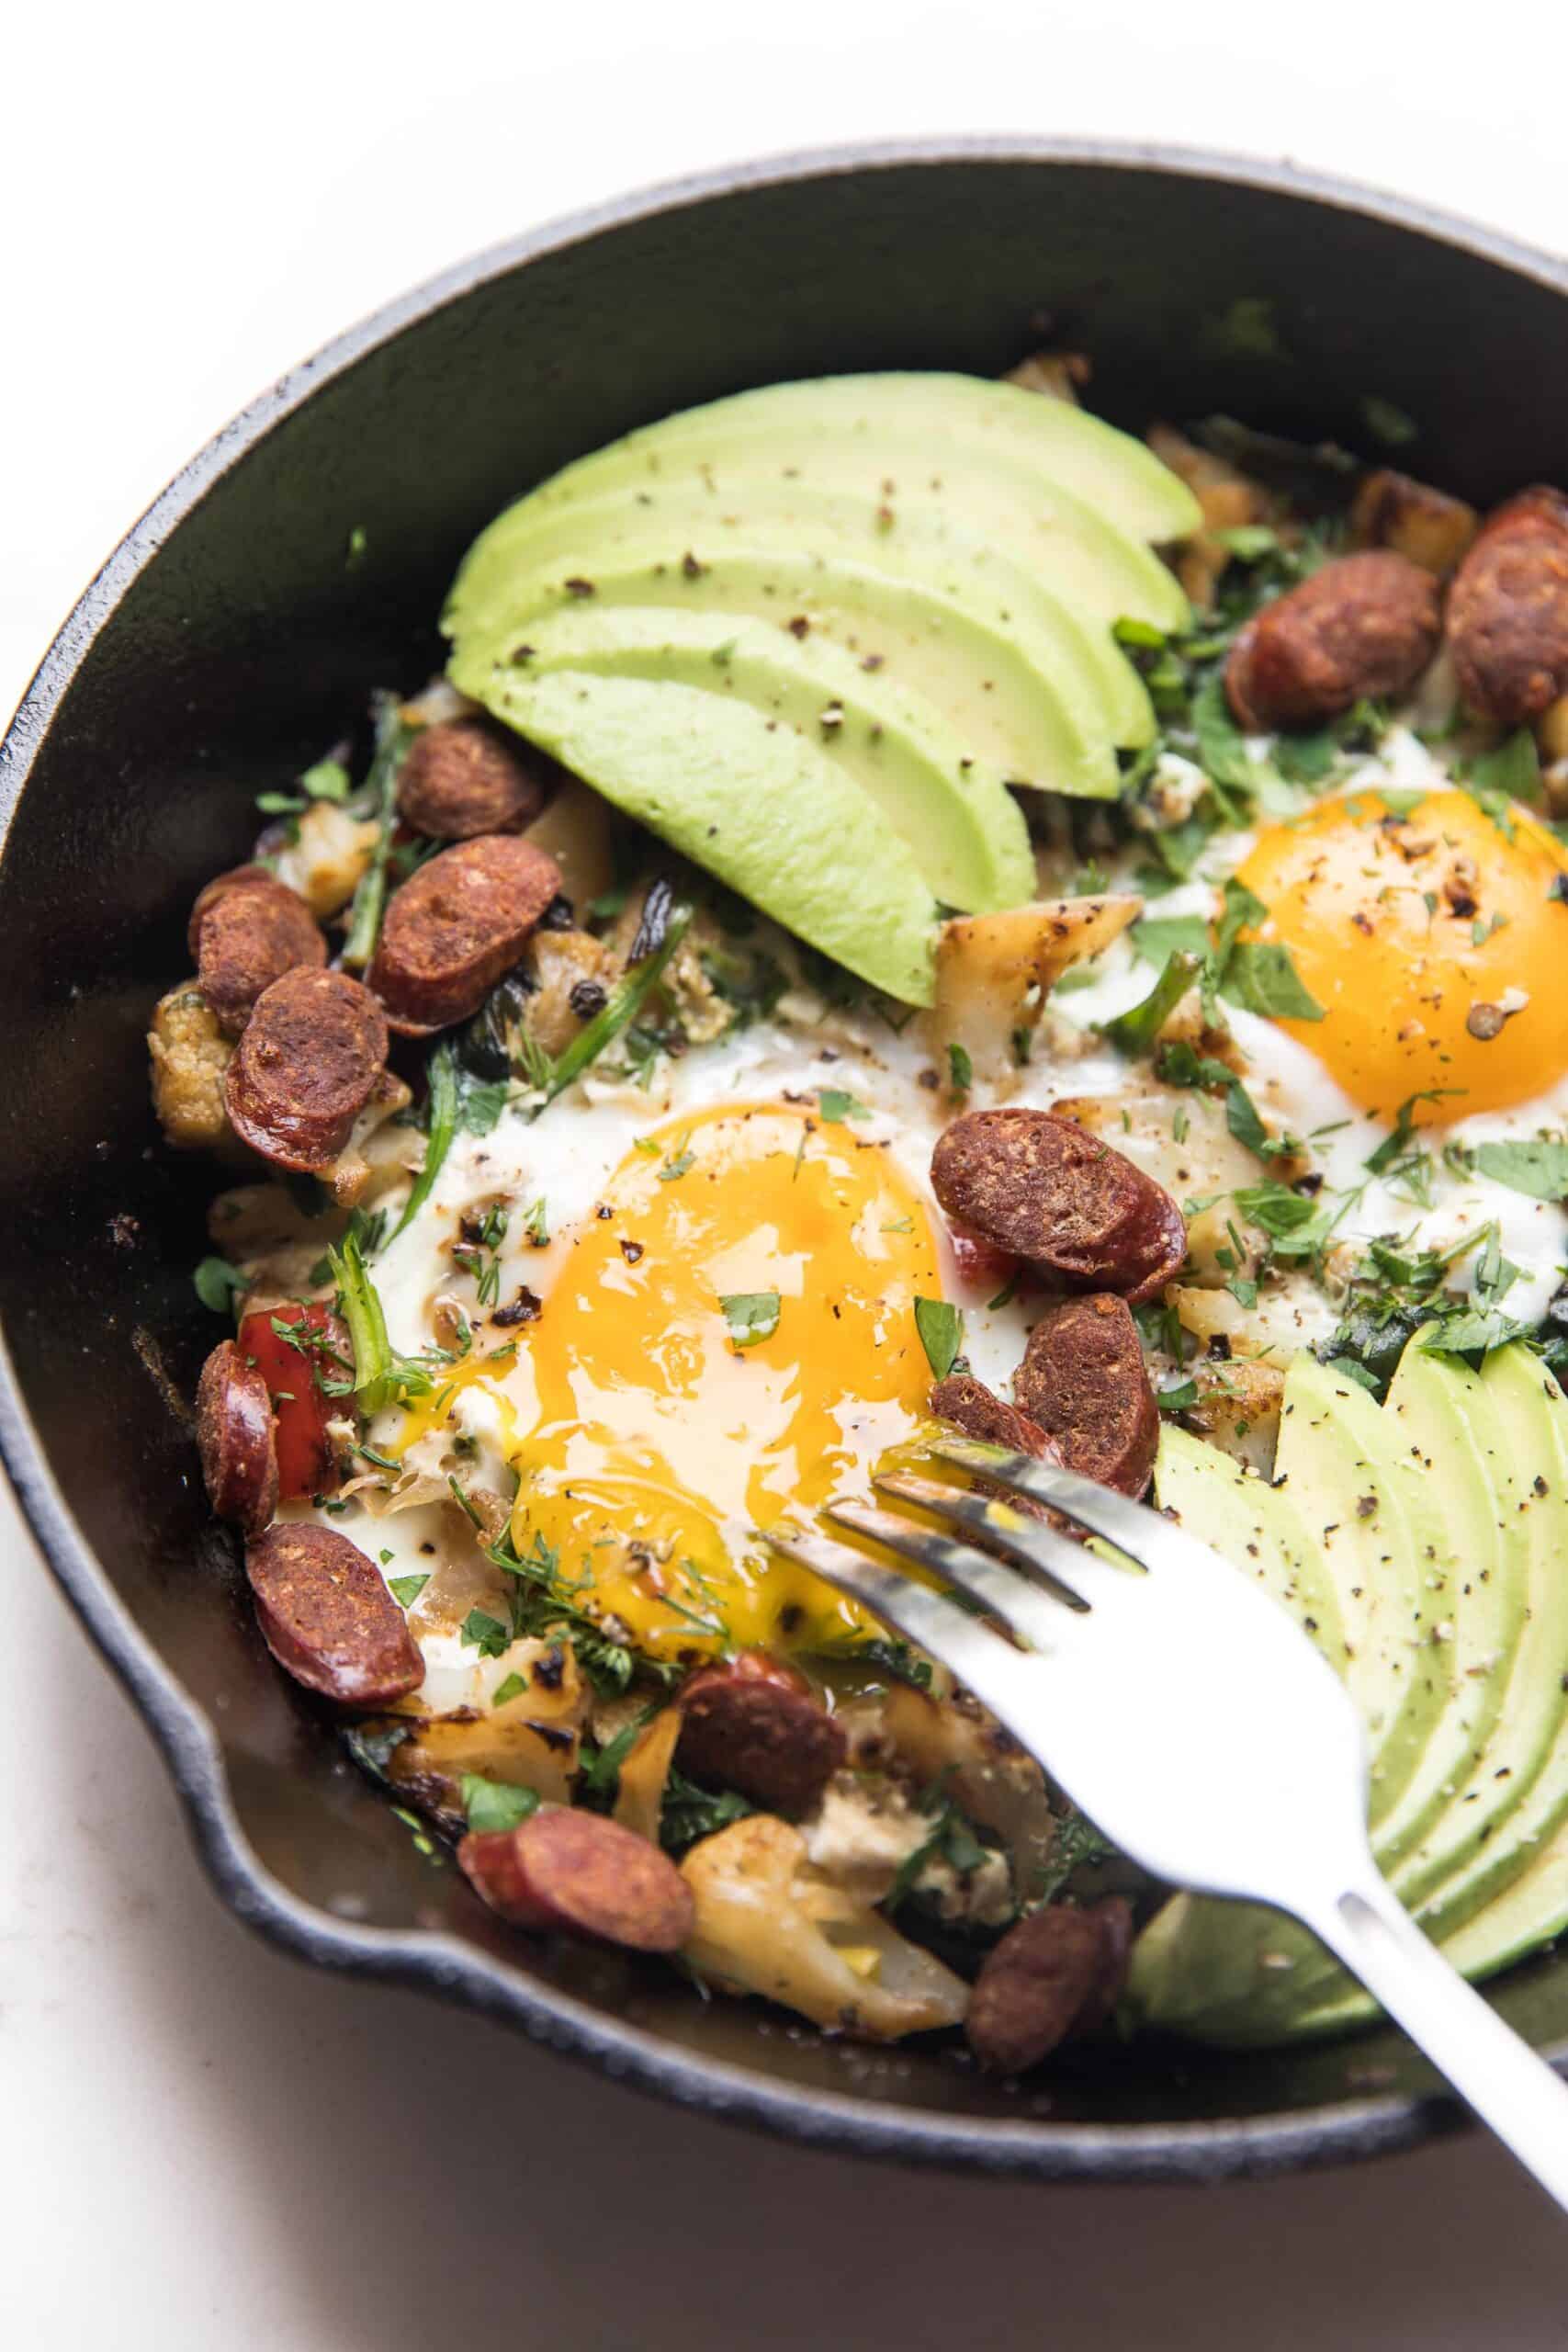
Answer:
[390,1041,458,1241]
[342,695,413,970]
[529,901,693,1111]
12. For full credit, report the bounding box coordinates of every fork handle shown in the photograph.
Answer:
[1312,1872,1568,2211]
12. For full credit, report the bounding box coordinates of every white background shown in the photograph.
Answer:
[6,3,1568,2340]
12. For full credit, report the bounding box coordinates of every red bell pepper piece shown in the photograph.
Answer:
[237,1303,351,1499]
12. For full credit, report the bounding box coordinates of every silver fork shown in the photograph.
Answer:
[767,1439,1568,2211]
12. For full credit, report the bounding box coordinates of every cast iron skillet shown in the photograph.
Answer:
[5,138,1568,2184]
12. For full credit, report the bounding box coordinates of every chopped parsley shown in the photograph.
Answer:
[914,1296,964,1380]
[459,1774,540,1833]
[720,1291,781,1346]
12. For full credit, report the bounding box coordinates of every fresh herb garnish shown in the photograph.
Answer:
[193,1256,249,1316]
[721,1291,781,1347]
[459,1773,540,1833]
[459,1608,512,1659]
[1465,1137,1568,1201]
[914,1295,964,1380]
[818,1088,870,1123]
[947,1042,974,1093]
[659,1767,753,1854]
[388,1573,429,1609]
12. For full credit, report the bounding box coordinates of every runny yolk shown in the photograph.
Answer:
[495,1102,942,1657]
[1233,787,1568,1125]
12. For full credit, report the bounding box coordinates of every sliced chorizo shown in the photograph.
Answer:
[244,1521,423,1706]
[966,1899,1130,2075]
[397,719,547,841]
[1013,1295,1160,1498]
[367,834,562,1035]
[1224,550,1441,730]
[1446,485,1568,724]
[458,1807,694,1951]
[196,1340,278,1533]
[929,1373,1061,1465]
[224,967,389,1172]
[676,1651,846,1815]
[930,1110,1185,1306]
[186,864,276,958]
[197,874,326,1036]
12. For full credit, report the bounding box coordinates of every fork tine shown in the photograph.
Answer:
[762,1521,1033,1690]
[820,1497,1079,1650]
[872,1468,1119,1611]
[930,1439,1179,1564]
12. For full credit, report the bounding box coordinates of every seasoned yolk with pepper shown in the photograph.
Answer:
[1234,788,1568,1125]
[494,1103,940,1657]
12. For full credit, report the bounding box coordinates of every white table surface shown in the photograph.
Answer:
[6,4,1568,2338]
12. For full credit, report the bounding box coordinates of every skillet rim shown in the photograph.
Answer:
[2,130,1563,2182]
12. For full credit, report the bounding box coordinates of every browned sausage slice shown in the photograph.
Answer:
[197,876,326,1035]
[397,720,547,841]
[196,1340,278,1533]
[1224,550,1441,730]
[676,1652,846,1815]
[929,1373,1061,1464]
[245,1521,424,1706]
[368,834,563,1035]
[1447,486,1568,724]
[224,967,389,1172]
[186,864,276,958]
[965,1900,1125,2075]
[1013,1295,1160,1498]
[458,1807,694,1951]
[930,1110,1186,1306]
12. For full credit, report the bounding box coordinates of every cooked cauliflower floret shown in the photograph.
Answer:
[270,799,379,918]
[148,982,232,1149]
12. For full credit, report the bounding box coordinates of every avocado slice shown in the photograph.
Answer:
[1277,1358,1455,1825]
[1128,1343,1568,2046]
[1166,1340,1529,2041]
[482,668,942,1004]
[1301,1346,1568,2017]
[447,479,1161,757]
[449,541,1130,796]
[1125,1356,1457,2045]
[499,435,1190,632]
[475,606,1032,913]
[512,371,1202,553]
[452,464,1185,663]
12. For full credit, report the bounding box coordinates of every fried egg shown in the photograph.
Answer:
[363,1019,1038,1702]
[1055,731,1568,1334]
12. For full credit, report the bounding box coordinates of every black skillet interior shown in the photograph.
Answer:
[4,143,1567,2180]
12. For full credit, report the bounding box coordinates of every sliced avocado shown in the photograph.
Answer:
[471,606,1032,913]
[449,542,1129,796]
[1276,1357,1454,1826]
[482,668,942,1004]
[447,482,1159,755]
[1125,1356,1457,2046]
[1129,1342,1568,2047]
[451,467,1186,662]
[1189,1340,1529,2041]
[1304,1347,1568,2014]
[513,371,1202,551]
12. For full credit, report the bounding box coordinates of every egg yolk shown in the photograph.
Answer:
[484,1103,942,1657]
[1233,788,1568,1125]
